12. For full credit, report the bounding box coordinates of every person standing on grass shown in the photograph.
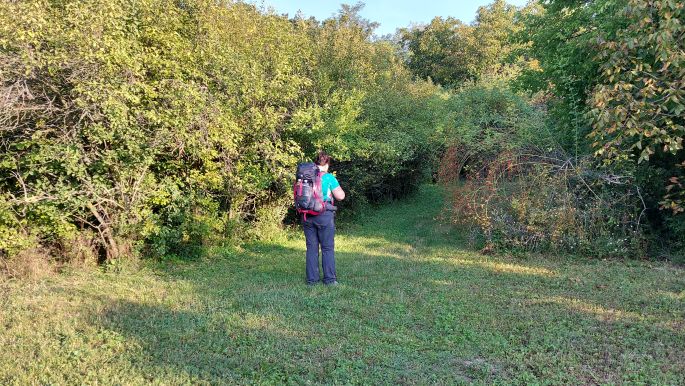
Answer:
[303,151,345,286]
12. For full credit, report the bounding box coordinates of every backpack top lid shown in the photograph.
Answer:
[296,162,318,181]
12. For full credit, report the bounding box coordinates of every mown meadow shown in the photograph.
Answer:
[2,187,684,384]
[1,0,684,383]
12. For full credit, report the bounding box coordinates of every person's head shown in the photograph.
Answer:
[315,151,331,173]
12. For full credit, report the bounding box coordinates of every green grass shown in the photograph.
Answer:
[1,186,684,384]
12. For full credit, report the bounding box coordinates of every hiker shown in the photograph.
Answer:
[296,151,345,286]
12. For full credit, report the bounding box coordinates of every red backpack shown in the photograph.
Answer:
[293,163,328,220]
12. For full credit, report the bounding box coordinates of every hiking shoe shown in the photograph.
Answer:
[324,281,339,286]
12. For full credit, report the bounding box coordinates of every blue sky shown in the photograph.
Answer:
[256,0,529,36]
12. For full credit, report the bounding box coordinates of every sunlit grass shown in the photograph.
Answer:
[439,257,559,277]
[1,186,683,384]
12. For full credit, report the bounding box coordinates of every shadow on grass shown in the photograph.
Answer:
[100,247,509,383]
[95,186,685,383]
[101,298,306,384]
[98,239,685,384]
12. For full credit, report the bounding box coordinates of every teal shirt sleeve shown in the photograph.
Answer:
[327,174,340,190]
[322,173,340,201]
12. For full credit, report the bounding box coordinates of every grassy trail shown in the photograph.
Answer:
[1,186,684,384]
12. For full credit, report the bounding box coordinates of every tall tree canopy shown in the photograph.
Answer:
[400,0,523,87]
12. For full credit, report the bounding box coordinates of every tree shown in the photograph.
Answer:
[519,0,684,247]
[588,0,685,214]
[400,0,526,87]
[400,17,476,86]
[472,0,521,76]
[516,0,626,153]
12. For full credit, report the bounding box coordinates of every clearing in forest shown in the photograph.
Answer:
[1,186,683,384]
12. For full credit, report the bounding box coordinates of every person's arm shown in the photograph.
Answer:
[332,186,345,201]
[328,174,345,201]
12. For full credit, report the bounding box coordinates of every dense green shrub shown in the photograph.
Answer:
[437,83,550,182]
[444,152,647,257]
[0,0,440,264]
[336,76,446,206]
[3,0,678,268]
[515,0,626,154]
[517,0,684,256]
[438,84,646,257]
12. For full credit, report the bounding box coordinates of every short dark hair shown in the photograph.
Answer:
[315,151,331,166]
